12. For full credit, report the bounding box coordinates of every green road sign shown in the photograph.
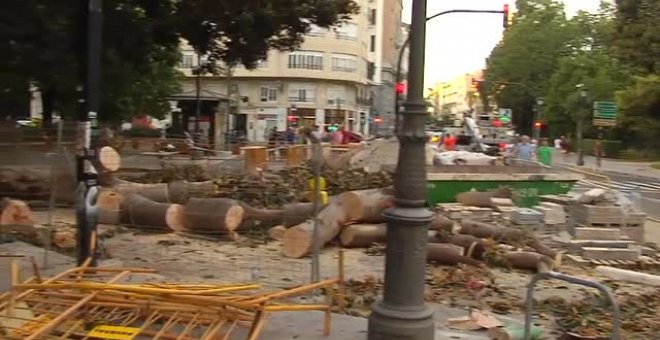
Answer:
[593,101,617,119]
[498,108,512,123]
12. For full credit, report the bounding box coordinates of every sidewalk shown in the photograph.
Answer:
[553,150,660,180]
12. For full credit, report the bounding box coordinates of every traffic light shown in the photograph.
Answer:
[534,121,542,129]
[395,82,406,95]
[373,115,382,124]
[503,4,510,28]
[470,78,482,91]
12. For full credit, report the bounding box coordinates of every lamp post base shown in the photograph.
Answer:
[368,301,435,340]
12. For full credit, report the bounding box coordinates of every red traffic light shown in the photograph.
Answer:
[395,82,406,94]
[373,116,382,123]
[534,121,542,129]
[503,4,510,28]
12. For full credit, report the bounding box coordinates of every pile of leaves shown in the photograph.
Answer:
[537,290,660,338]
[339,275,382,317]
[122,164,210,183]
[425,265,520,313]
[279,163,393,196]
[212,175,302,209]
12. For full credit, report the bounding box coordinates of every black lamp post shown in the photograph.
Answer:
[576,84,589,166]
[367,0,435,338]
[76,0,102,266]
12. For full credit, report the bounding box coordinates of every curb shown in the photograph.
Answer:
[556,162,660,181]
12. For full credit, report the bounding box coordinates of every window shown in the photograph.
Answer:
[370,35,376,52]
[260,86,278,102]
[335,23,357,41]
[331,54,357,72]
[288,52,324,70]
[180,54,194,68]
[288,84,316,103]
[369,9,377,25]
[327,87,346,105]
[308,24,326,37]
[367,62,375,80]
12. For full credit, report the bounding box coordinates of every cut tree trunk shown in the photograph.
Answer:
[183,197,245,233]
[427,243,483,267]
[107,179,170,203]
[238,203,285,230]
[97,189,122,225]
[502,251,555,272]
[98,146,121,172]
[340,224,438,248]
[460,220,502,239]
[281,196,350,258]
[121,194,184,231]
[429,214,454,232]
[448,234,486,260]
[337,188,393,223]
[456,187,512,208]
[268,225,287,241]
[168,180,215,204]
[282,202,316,227]
[339,223,386,248]
[0,198,36,226]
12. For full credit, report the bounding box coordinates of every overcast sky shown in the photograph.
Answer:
[401,0,605,86]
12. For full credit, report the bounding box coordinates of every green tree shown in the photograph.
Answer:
[616,75,660,154]
[542,7,629,138]
[612,0,660,74]
[483,0,571,135]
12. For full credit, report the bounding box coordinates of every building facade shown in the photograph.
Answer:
[176,1,375,143]
[366,0,406,134]
[429,70,484,123]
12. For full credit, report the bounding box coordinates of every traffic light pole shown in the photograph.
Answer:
[76,0,102,266]
[394,9,507,133]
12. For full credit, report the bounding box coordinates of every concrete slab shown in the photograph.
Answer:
[582,247,640,261]
[575,227,621,240]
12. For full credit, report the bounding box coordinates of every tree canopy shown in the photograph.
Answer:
[1,0,359,123]
[483,0,659,150]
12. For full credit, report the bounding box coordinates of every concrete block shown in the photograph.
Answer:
[582,247,640,261]
[574,227,621,240]
[569,240,635,250]
[622,224,645,243]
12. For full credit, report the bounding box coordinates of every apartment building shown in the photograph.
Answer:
[429,70,484,121]
[366,0,406,132]
[175,1,374,144]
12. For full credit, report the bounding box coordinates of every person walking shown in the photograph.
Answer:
[512,135,535,162]
[594,134,604,168]
[537,138,553,166]
[443,133,456,151]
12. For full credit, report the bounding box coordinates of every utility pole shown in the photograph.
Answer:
[76,0,102,266]
[367,0,435,338]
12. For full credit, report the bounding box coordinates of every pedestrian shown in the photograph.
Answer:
[310,124,324,142]
[554,136,562,150]
[512,135,535,162]
[443,133,456,151]
[537,138,553,166]
[594,133,604,168]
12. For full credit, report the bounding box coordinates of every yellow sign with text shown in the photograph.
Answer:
[87,325,140,340]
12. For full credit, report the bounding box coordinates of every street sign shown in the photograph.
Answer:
[498,108,512,123]
[593,118,616,127]
[593,101,617,119]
